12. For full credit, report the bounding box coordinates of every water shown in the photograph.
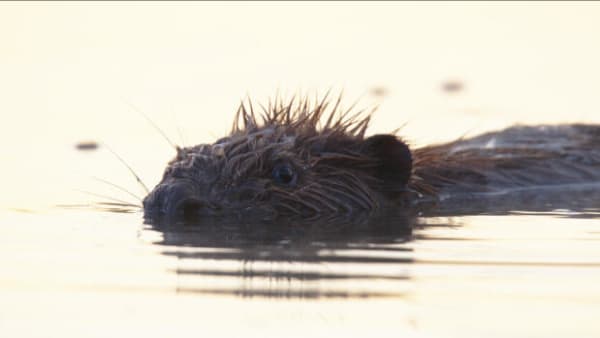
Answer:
[2,197,599,337]
[2,4,600,338]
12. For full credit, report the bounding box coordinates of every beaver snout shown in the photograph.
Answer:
[142,179,207,222]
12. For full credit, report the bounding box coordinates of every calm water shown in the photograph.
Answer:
[2,4,600,338]
[1,142,599,338]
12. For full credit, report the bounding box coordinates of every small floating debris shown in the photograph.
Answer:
[75,141,99,151]
[441,80,464,93]
[370,86,389,97]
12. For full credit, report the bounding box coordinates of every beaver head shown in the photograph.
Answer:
[142,96,412,223]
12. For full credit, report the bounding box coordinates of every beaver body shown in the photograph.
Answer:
[142,97,600,223]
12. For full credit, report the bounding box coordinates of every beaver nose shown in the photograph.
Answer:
[169,198,205,222]
[143,179,205,222]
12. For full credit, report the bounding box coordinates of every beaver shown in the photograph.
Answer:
[142,95,600,223]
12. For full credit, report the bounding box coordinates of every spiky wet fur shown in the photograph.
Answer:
[144,94,412,221]
[226,95,380,214]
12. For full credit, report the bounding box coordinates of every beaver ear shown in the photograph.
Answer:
[361,134,412,195]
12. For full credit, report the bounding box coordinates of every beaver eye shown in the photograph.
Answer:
[272,163,297,186]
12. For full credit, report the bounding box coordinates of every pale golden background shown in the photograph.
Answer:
[2,2,600,207]
[1,3,600,338]
[3,2,600,208]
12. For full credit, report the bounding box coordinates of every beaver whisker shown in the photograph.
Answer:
[92,177,142,202]
[76,189,142,208]
[102,143,150,194]
[123,100,179,151]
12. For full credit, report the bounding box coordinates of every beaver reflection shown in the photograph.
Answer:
[148,211,416,299]
[142,185,600,299]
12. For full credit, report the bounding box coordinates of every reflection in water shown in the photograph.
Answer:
[147,211,415,299]
[141,183,600,300]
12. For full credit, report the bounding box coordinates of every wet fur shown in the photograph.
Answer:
[413,124,600,197]
[143,95,600,222]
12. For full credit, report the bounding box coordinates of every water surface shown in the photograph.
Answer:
[2,196,599,338]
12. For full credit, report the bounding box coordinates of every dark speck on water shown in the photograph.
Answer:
[75,141,99,151]
[442,80,464,93]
